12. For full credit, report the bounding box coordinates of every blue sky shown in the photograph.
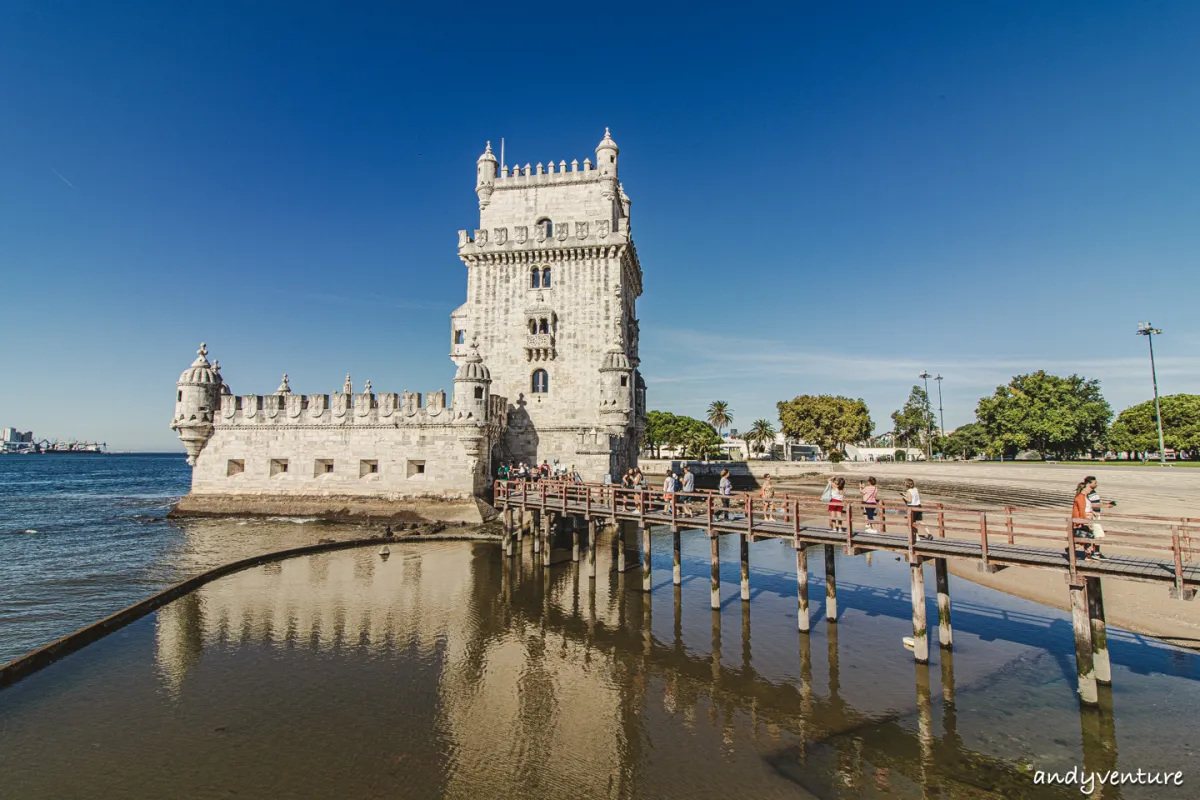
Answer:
[2,1,1198,450]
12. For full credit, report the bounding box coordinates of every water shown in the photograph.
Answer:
[2,457,1198,797]
[0,454,367,664]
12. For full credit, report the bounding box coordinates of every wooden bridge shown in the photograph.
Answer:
[495,479,1198,707]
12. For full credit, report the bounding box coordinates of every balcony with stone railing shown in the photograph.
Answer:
[526,333,555,362]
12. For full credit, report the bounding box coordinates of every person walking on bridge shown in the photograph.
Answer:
[901,478,927,540]
[680,466,696,517]
[719,469,733,520]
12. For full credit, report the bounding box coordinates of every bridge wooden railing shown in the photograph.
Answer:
[494,478,1198,593]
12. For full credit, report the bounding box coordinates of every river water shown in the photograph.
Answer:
[1,456,1198,798]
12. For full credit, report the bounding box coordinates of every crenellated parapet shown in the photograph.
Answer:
[216,387,506,429]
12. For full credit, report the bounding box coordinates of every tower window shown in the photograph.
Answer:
[474,386,484,400]
[532,369,549,394]
[529,319,537,334]
[454,329,466,344]
[536,217,552,238]
[314,458,334,476]
[531,267,540,288]
[270,459,289,476]
[620,375,628,387]
[360,459,379,477]
[538,318,549,334]
[541,267,551,287]
[226,459,244,477]
[177,390,182,402]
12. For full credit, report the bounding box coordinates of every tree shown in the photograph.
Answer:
[644,410,723,460]
[745,419,777,457]
[943,422,989,460]
[891,386,935,449]
[707,401,733,436]
[776,395,873,451]
[976,371,1112,459]
[1109,394,1200,459]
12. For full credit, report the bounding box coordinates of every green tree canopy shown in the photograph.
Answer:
[1108,394,1200,458]
[706,401,733,435]
[644,411,724,460]
[891,386,935,449]
[976,371,1112,459]
[776,395,873,451]
[942,422,989,459]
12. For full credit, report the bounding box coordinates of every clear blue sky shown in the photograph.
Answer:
[2,1,1198,450]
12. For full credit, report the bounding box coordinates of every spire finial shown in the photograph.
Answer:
[605,127,611,137]
[485,140,492,154]
[198,342,207,357]
[277,373,291,394]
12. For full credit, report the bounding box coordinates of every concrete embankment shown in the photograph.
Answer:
[170,492,498,524]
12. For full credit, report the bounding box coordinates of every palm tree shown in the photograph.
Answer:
[747,419,777,457]
[707,401,733,436]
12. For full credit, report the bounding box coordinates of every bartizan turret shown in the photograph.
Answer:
[475,141,498,210]
[599,331,633,425]
[172,342,224,465]
[453,341,492,421]
[596,127,619,202]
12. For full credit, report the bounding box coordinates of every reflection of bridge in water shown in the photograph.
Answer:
[498,479,1199,711]
[155,536,1120,799]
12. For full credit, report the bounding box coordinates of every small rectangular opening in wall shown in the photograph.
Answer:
[360,459,379,477]
[270,458,288,476]
[407,460,426,478]
[177,390,183,402]
[315,458,334,476]
[454,329,466,344]
[227,459,244,477]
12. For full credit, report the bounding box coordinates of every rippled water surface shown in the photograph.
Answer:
[4,523,1199,798]
[0,454,371,663]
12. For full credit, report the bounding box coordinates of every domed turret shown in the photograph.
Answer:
[454,341,492,418]
[476,141,498,210]
[596,127,619,176]
[599,332,633,421]
[172,342,223,465]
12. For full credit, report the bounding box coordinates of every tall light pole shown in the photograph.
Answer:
[1137,322,1167,465]
[919,371,933,460]
[934,374,945,438]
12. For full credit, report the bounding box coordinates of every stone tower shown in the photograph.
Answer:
[453,130,646,481]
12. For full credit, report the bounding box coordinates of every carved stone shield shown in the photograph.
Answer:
[536,225,547,243]
[474,229,488,246]
[575,221,588,239]
[494,227,508,245]
[515,226,528,244]
[598,220,610,238]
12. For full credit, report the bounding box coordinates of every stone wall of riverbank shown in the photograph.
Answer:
[170,493,498,524]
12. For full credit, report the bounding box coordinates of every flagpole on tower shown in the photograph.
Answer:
[500,138,505,172]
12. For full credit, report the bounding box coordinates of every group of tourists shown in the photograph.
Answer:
[817,475,922,535]
[497,461,581,484]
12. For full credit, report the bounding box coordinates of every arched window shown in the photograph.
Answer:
[529,319,537,334]
[541,267,551,287]
[530,267,540,288]
[474,386,484,400]
[531,369,549,394]
[538,318,549,334]
[536,217,552,238]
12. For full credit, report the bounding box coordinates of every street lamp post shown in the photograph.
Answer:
[1136,322,1167,465]
[934,374,945,438]
[919,371,933,461]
